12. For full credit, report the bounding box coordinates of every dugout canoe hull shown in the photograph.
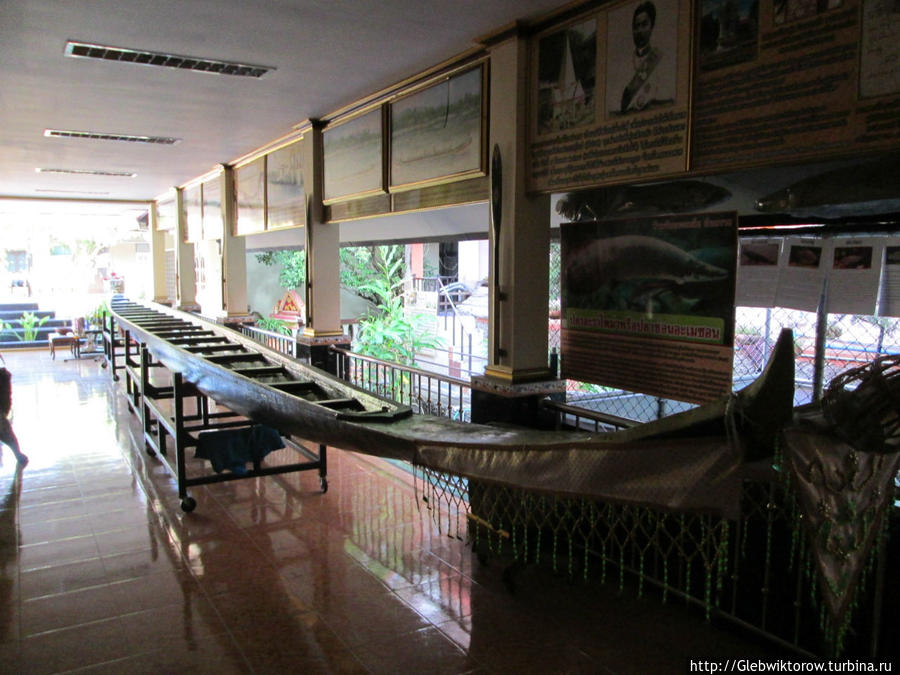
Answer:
[110,297,796,518]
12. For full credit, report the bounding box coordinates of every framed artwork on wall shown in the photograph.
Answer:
[266,140,306,230]
[389,64,486,192]
[323,107,384,204]
[234,156,266,236]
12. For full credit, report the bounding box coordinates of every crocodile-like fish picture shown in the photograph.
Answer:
[564,234,729,294]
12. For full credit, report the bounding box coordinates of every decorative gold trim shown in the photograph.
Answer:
[231,130,305,170]
[301,327,346,339]
[483,365,554,384]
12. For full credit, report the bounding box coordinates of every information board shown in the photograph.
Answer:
[560,212,738,404]
[528,0,693,193]
[693,0,900,170]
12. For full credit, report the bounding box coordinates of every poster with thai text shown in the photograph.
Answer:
[528,0,693,193]
[774,237,831,311]
[879,240,900,316]
[827,238,883,315]
[736,238,782,307]
[560,212,737,403]
[693,0,900,172]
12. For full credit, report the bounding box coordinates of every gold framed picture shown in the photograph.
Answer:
[323,106,384,204]
[389,63,486,192]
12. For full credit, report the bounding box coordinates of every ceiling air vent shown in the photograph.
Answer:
[35,189,111,195]
[44,129,181,145]
[36,168,137,178]
[64,40,274,78]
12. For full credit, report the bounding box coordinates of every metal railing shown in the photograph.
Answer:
[332,346,472,421]
[237,324,300,359]
[541,398,638,432]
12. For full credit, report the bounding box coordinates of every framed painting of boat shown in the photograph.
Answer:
[266,139,306,230]
[389,63,486,192]
[234,156,266,236]
[323,106,384,204]
[202,173,223,240]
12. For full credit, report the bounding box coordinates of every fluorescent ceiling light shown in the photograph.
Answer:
[36,167,137,178]
[44,128,181,145]
[64,40,274,78]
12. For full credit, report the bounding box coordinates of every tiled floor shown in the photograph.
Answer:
[0,349,792,674]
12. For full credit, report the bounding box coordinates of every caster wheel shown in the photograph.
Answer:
[180,497,197,512]
[144,443,156,457]
[320,477,328,493]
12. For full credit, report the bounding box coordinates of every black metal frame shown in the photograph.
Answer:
[107,317,327,512]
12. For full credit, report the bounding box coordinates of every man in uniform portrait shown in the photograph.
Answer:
[618,1,675,112]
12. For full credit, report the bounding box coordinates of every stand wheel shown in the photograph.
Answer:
[180,497,196,512]
[319,476,328,493]
[144,443,156,457]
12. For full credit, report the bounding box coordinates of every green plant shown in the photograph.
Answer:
[256,316,292,335]
[17,311,49,341]
[353,256,443,366]
[87,300,109,328]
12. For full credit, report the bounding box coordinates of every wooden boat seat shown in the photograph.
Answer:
[185,344,245,354]
[206,354,268,366]
[168,335,229,345]
[234,366,285,378]
[317,398,365,411]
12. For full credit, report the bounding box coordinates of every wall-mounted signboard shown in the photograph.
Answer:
[560,211,737,404]
[528,0,693,193]
[266,140,306,230]
[692,0,900,170]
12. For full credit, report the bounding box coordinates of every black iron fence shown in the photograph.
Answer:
[332,347,472,422]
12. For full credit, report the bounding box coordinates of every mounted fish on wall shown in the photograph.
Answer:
[755,153,900,219]
[555,178,731,221]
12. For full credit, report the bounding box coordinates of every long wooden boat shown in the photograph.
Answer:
[110,297,797,518]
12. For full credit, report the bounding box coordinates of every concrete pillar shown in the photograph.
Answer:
[472,31,563,427]
[298,123,349,373]
[483,34,552,384]
[148,202,169,305]
[220,166,250,320]
[173,188,198,310]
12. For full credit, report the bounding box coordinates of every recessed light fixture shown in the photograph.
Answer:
[36,167,137,178]
[44,128,181,145]
[64,40,274,78]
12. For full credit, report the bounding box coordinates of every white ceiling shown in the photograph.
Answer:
[0,0,565,226]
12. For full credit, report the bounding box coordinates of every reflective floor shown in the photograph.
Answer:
[0,350,791,674]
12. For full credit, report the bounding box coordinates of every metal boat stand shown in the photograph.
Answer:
[113,333,327,512]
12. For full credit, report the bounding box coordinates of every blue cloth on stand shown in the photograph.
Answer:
[195,425,284,474]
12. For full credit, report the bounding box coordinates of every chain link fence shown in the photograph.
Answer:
[549,239,900,422]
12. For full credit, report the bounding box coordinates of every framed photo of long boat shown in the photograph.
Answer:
[692,0,900,171]
[527,0,692,194]
[323,106,385,204]
[389,64,487,192]
[560,212,738,405]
